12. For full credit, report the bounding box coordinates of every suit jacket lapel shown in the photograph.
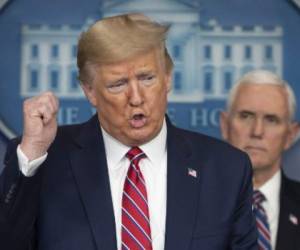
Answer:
[276,174,300,250]
[164,121,201,250]
[68,115,117,250]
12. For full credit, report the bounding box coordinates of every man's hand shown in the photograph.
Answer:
[20,92,59,161]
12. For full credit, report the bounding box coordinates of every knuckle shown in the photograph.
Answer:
[23,98,32,112]
[44,91,54,99]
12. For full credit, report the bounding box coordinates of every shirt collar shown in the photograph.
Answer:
[101,127,130,168]
[101,119,167,169]
[257,170,281,209]
[139,119,167,169]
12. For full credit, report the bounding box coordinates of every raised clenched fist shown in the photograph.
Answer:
[20,92,59,161]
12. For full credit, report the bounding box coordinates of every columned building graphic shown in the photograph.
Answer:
[20,24,84,98]
[20,0,282,102]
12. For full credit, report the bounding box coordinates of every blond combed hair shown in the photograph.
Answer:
[77,13,173,84]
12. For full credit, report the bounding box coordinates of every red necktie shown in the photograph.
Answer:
[121,147,153,250]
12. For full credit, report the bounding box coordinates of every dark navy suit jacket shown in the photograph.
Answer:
[0,115,258,250]
[276,174,300,250]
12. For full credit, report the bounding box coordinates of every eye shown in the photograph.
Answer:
[107,79,127,93]
[139,74,156,86]
[238,111,253,120]
[265,115,280,125]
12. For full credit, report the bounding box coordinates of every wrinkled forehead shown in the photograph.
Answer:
[90,49,168,87]
[99,49,163,74]
[102,47,165,69]
[232,84,289,115]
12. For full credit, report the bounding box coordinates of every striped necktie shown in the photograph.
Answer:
[253,190,272,250]
[121,147,153,250]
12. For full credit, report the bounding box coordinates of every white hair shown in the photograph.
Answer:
[226,70,297,121]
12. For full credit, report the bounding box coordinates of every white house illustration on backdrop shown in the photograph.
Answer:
[20,0,282,102]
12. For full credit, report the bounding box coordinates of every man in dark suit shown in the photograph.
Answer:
[220,70,300,250]
[0,13,257,249]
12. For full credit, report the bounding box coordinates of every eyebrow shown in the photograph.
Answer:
[236,110,283,119]
[137,69,153,75]
[236,110,255,115]
[137,71,154,78]
[264,114,281,120]
[108,77,128,85]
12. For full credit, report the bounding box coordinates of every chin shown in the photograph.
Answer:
[126,137,149,147]
[252,162,269,171]
[128,130,154,145]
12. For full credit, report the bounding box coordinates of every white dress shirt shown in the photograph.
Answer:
[17,120,168,250]
[17,145,47,177]
[102,120,167,250]
[256,170,281,250]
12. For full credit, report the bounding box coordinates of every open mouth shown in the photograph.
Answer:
[130,113,147,128]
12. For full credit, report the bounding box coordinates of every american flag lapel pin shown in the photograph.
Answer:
[289,213,299,225]
[188,168,197,178]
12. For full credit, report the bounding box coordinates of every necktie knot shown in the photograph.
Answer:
[252,190,271,249]
[253,190,266,207]
[126,147,146,164]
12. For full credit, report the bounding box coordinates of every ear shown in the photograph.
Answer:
[284,122,300,150]
[81,83,97,107]
[220,111,230,140]
[165,72,172,93]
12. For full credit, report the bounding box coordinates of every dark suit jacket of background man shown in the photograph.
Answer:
[276,174,300,250]
[0,115,258,250]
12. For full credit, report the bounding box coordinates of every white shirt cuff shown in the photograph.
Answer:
[17,145,48,177]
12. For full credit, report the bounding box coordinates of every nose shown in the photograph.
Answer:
[128,81,144,107]
[251,118,264,138]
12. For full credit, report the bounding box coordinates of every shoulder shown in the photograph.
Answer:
[168,124,252,180]
[57,116,95,136]
[170,124,248,162]
[52,115,98,145]
[282,174,300,202]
